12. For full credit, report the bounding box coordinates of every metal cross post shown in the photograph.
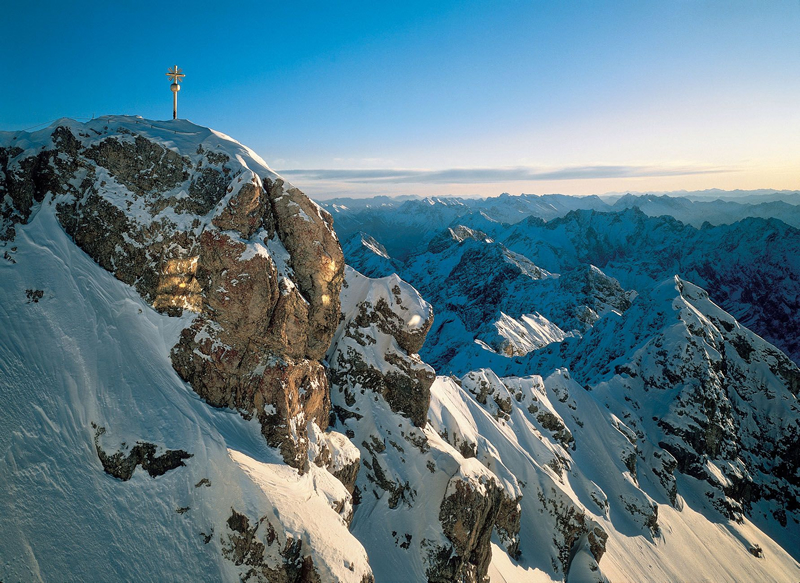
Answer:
[166,66,185,120]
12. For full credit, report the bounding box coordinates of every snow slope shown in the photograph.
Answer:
[0,120,371,582]
[429,371,800,582]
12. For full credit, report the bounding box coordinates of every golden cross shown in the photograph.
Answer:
[166,65,185,119]
[166,65,185,84]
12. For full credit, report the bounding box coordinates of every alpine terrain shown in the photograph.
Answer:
[1,116,798,583]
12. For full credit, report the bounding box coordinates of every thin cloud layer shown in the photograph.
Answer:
[280,165,733,184]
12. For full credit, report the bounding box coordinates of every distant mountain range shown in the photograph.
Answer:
[332,195,800,367]
[321,192,800,251]
[334,192,800,581]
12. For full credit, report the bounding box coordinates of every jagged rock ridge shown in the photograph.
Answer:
[1,116,345,471]
[0,116,370,582]
[326,266,523,582]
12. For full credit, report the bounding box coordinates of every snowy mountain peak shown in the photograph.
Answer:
[3,117,800,582]
[0,117,379,581]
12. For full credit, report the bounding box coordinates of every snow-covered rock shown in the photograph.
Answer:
[344,222,632,376]
[1,116,345,469]
[333,202,800,580]
[0,117,369,582]
[502,275,800,568]
[332,198,800,366]
[327,267,521,582]
[340,232,399,279]
[499,208,800,365]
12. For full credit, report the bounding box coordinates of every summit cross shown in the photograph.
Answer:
[166,66,185,120]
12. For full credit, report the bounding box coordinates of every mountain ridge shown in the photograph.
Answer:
[2,117,799,582]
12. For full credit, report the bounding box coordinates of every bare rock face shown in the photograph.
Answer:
[169,172,343,469]
[434,475,521,582]
[0,117,344,471]
[265,177,344,359]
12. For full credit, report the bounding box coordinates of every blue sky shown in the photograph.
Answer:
[2,1,799,198]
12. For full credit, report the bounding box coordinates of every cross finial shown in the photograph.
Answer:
[166,65,185,84]
[166,65,185,120]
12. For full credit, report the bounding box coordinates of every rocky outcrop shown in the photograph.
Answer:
[220,504,372,582]
[93,424,191,481]
[265,177,344,359]
[329,267,435,427]
[0,117,345,472]
[327,267,523,582]
[433,474,521,582]
[307,422,361,523]
[428,371,611,580]
[222,509,329,583]
[1,126,82,242]
[555,263,633,331]
[166,174,343,470]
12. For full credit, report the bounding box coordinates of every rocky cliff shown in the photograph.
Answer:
[1,116,344,470]
[0,116,369,582]
[326,267,522,582]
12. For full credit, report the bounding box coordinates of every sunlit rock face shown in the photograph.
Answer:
[0,116,344,469]
[326,267,522,582]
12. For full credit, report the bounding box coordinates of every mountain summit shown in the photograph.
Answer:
[1,117,798,582]
[0,116,371,581]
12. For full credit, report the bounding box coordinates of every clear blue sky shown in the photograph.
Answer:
[2,1,799,197]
